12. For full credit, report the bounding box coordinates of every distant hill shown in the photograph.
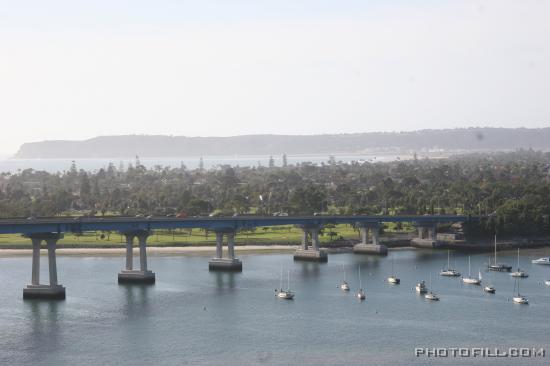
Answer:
[13,128,550,158]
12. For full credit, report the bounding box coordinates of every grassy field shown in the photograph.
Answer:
[0,223,415,248]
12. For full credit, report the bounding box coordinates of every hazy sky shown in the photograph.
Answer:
[1,0,549,156]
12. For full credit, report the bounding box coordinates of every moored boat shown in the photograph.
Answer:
[440,250,461,277]
[488,235,512,272]
[339,265,351,291]
[512,277,528,305]
[276,268,294,300]
[387,256,400,284]
[532,257,550,265]
[462,256,481,285]
[484,285,496,293]
[356,266,366,300]
[416,281,427,294]
[424,273,440,301]
[510,248,528,278]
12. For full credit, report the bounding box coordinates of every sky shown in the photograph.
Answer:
[0,0,549,156]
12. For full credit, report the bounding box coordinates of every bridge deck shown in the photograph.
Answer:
[0,215,474,235]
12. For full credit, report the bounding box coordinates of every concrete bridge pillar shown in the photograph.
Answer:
[227,232,236,259]
[118,231,155,284]
[23,233,66,300]
[294,226,327,262]
[31,238,40,286]
[411,224,439,248]
[47,239,59,286]
[215,231,223,259]
[125,234,133,271]
[209,230,242,271]
[353,223,388,255]
[301,229,309,250]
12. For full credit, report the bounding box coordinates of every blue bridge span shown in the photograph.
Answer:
[0,214,474,299]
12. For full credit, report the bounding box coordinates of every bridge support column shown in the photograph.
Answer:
[118,231,155,284]
[209,230,242,271]
[23,234,66,300]
[353,223,388,255]
[301,229,309,250]
[294,226,328,262]
[411,224,439,248]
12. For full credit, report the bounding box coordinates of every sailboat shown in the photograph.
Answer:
[462,256,481,285]
[510,248,528,278]
[339,264,350,291]
[424,273,440,301]
[482,269,496,293]
[440,250,461,277]
[275,268,294,300]
[488,235,512,272]
[512,277,528,304]
[356,266,366,300]
[387,256,400,284]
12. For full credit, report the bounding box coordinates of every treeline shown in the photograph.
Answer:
[1,150,550,238]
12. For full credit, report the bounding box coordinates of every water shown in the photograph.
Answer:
[1,248,549,365]
[0,154,409,173]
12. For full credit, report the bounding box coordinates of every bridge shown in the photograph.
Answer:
[0,214,473,299]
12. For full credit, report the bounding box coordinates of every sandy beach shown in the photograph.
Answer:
[0,245,300,257]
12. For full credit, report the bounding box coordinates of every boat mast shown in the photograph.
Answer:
[358,266,362,289]
[280,266,283,290]
[447,250,450,268]
[494,234,497,265]
[343,264,346,282]
[287,270,290,291]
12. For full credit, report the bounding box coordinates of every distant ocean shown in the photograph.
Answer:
[0,154,413,173]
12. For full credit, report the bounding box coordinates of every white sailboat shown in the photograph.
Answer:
[462,256,481,285]
[276,268,294,300]
[387,256,400,284]
[482,270,496,293]
[510,248,528,278]
[339,264,350,291]
[440,250,461,277]
[424,273,440,301]
[512,277,528,304]
[488,235,512,272]
[356,266,366,300]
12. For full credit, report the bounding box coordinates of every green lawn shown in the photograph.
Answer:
[0,223,415,248]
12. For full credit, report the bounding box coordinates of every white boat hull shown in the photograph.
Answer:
[387,276,400,284]
[416,286,427,294]
[512,296,528,304]
[510,271,528,278]
[462,278,481,285]
[425,293,439,301]
[532,257,550,265]
[440,270,461,277]
[276,291,294,299]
